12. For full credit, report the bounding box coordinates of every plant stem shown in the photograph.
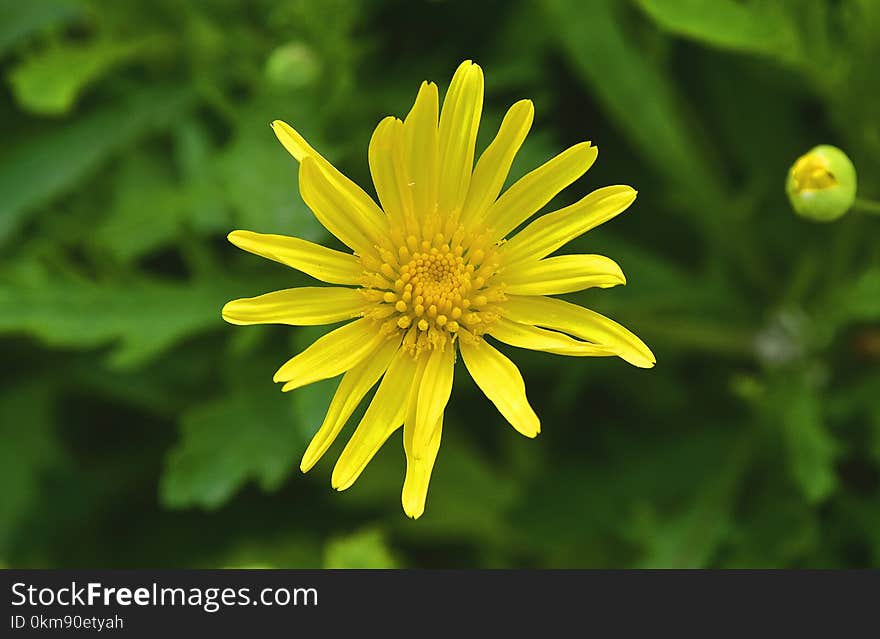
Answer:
[853,197,880,215]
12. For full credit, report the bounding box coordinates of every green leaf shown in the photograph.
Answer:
[544,0,727,227]
[831,267,880,324]
[8,38,151,116]
[635,437,749,568]
[634,0,803,65]
[324,528,399,568]
[0,381,62,555]
[0,274,226,369]
[223,534,323,569]
[160,374,306,510]
[720,484,819,568]
[93,118,233,260]
[511,429,736,566]
[0,85,194,244]
[0,0,80,54]
[91,154,185,262]
[218,100,324,241]
[158,325,339,511]
[775,373,838,503]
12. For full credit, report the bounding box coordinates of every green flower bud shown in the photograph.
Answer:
[786,145,857,222]
[265,43,320,89]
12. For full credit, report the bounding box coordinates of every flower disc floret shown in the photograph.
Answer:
[363,229,502,352]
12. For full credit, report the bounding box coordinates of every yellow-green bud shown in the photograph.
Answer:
[265,43,320,89]
[786,145,857,222]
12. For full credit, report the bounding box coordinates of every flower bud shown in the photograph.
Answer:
[265,43,320,89]
[786,145,857,222]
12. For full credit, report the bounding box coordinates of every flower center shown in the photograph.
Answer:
[790,153,837,193]
[362,229,503,353]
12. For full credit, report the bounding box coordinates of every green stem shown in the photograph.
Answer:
[853,197,880,215]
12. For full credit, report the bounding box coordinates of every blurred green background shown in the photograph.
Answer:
[2,0,879,569]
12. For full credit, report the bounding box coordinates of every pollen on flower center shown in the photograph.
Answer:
[362,229,502,353]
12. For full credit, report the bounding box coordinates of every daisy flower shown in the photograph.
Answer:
[222,60,655,519]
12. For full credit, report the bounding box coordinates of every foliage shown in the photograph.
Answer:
[1,0,879,568]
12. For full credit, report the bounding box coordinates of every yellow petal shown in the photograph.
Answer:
[402,413,442,520]
[273,120,391,256]
[300,336,400,472]
[503,295,655,368]
[503,185,637,266]
[459,339,540,438]
[227,230,363,285]
[488,317,613,357]
[400,353,434,518]
[483,142,597,242]
[271,119,323,163]
[299,156,390,257]
[438,61,483,218]
[369,116,414,234]
[412,344,455,460]
[331,347,418,490]
[503,254,625,295]
[460,99,534,228]
[274,318,384,389]
[403,81,440,229]
[222,287,364,326]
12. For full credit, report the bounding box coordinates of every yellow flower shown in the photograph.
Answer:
[222,61,655,519]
